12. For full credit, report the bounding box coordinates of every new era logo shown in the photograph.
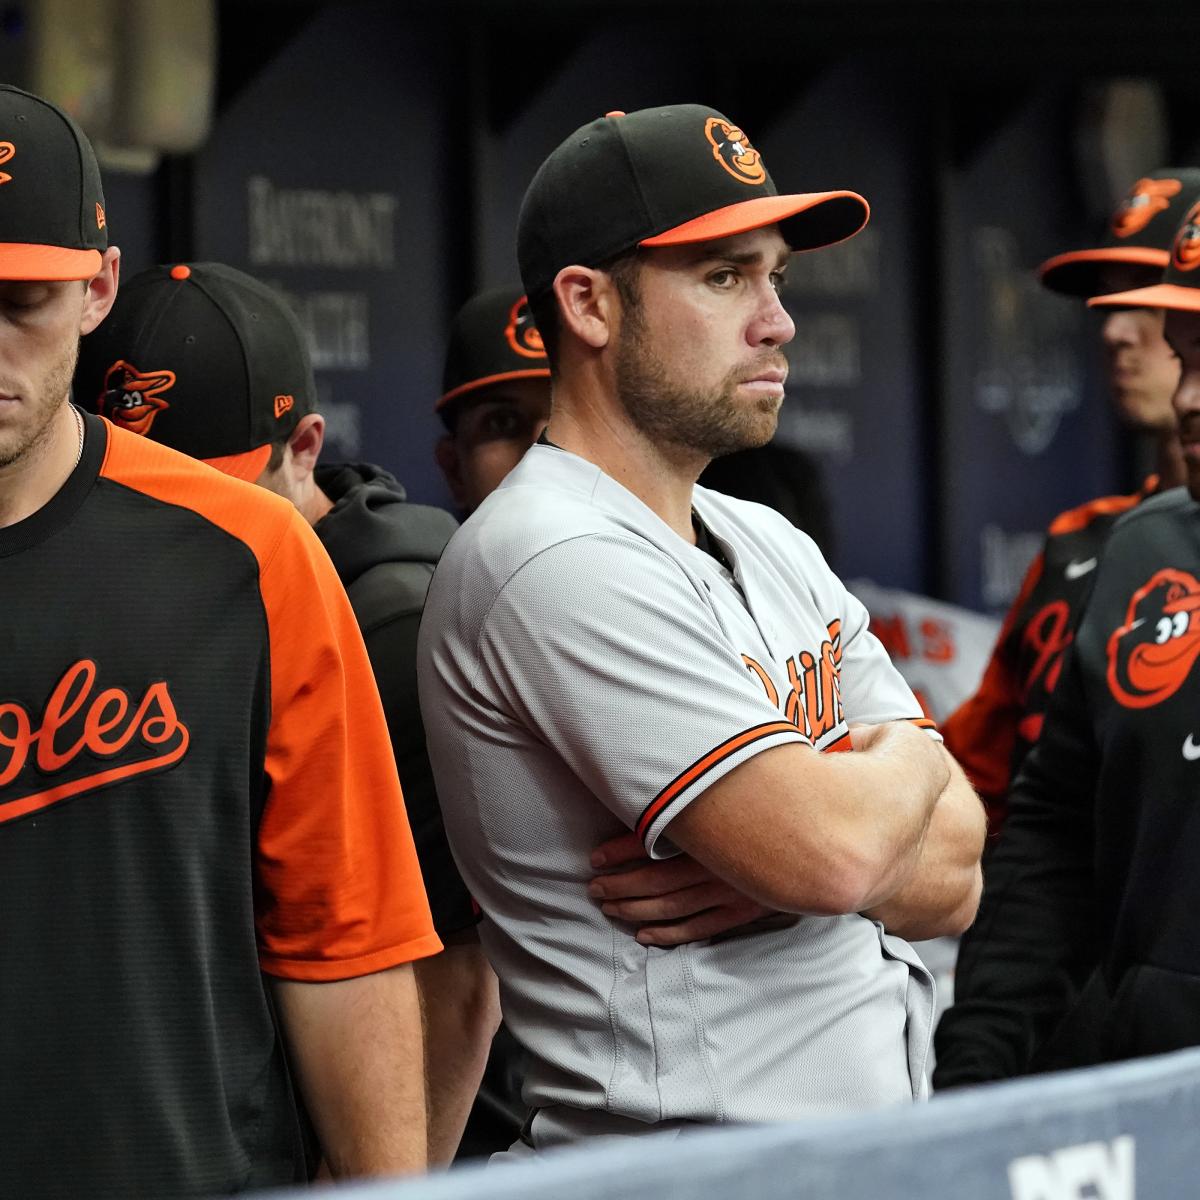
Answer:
[274,394,295,419]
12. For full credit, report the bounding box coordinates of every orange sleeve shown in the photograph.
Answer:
[254,508,442,980]
[940,551,1044,832]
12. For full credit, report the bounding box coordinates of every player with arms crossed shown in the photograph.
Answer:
[418,104,985,1152]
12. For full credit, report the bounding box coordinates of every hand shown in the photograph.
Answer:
[589,831,780,947]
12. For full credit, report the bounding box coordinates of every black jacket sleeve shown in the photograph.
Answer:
[933,642,1102,1089]
[350,562,479,938]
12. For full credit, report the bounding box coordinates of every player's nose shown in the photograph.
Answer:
[749,283,795,348]
[1101,308,1139,348]
[1173,368,1200,421]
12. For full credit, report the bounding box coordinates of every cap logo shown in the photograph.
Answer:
[95,203,105,230]
[1112,177,1182,238]
[274,394,295,418]
[704,117,766,186]
[504,296,545,359]
[0,141,15,186]
[1173,201,1200,272]
[98,360,175,435]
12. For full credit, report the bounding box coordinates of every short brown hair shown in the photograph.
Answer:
[526,248,643,373]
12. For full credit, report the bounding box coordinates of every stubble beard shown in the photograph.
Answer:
[613,307,782,463]
[0,337,80,471]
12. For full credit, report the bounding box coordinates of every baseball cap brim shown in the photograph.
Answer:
[1037,246,1169,295]
[201,442,273,482]
[1087,283,1200,313]
[437,367,552,412]
[640,191,869,252]
[0,243,102,281]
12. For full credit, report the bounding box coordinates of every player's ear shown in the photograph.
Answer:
[80,246,120,335]
[435,434,469,509]
[554,265,614,351]
[286,413,325,479]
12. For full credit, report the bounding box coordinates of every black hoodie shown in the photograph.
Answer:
[314,462,473,935]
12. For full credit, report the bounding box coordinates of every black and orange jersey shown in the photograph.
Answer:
[941,478,1158,831]
[0,414,439,1198]
[935,488,1200,1086]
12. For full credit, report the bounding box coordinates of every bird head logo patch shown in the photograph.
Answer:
[97,360,176,436]
[504,296,545,360]
[0,142,15,187]
[704,117,766,186]
[1112,177,1182,239]
[1107,568,1200,708]
[1173,202,1200,272]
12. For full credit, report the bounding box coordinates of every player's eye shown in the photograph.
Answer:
[479,408,524,438]
[769,271,787,295]
[709,268,738,288]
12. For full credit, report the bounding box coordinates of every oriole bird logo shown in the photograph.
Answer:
[97,360,176,436]
[1107,568,1200,708]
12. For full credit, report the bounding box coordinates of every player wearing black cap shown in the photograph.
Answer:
[0,88,438,1196]
[935,171,1200,1090]
[419,105,984,1152]
[937,191,1200,1080]
[74,260,498,1166]
[941,169,1199,836]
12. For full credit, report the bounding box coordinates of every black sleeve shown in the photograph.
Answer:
[354,572,479,938]
[933,642,1102,1089]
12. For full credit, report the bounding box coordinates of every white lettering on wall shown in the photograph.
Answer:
[248,176,398,269]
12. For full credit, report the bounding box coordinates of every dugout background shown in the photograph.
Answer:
[7,0,1200,612]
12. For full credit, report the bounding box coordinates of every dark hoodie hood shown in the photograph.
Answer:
[314,462,457,587]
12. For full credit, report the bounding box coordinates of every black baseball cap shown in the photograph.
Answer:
[76,262,316,481]
[517,104,869,300]
[438,285,550,427]
[1089,188,1200,314]
[1038,168,1200,297]
[0,85,107,280]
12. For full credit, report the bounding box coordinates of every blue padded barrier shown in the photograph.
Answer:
[260,1048,1200,1200]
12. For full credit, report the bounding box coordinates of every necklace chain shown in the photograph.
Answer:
[71,405,84,469]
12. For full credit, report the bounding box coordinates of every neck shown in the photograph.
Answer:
[546,373,703,543]
[297,480,335,528]
[1155,429,1187,491]
[0,401,80,529]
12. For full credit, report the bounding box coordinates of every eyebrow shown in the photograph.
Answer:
[684,243,791,270]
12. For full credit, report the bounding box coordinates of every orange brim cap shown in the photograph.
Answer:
[0,243,102,281]
[1088,283,1200,313]
[200,442,273,482]
[1037,245,1169,297]
[640,191,869,252]
[437,367,552,412]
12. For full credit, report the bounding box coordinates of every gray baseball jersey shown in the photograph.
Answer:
[417,443,938,1145]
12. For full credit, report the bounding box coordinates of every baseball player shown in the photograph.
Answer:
[436,285,553,515]
[934,189,1200,1078]
[940,168,1199,834]
[0,86,437,1196]
[418,104,985,1152]
[934,170,1200,1090]
[72,260,497,1167]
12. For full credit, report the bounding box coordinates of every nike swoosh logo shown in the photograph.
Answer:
[1065,557,1098,580]
[1184,735,1200,762]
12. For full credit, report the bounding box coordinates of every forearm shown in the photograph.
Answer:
[862,750,986,939]
[669,721,949,915]
[271,964,427,1179]
[414,939,501,1165]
